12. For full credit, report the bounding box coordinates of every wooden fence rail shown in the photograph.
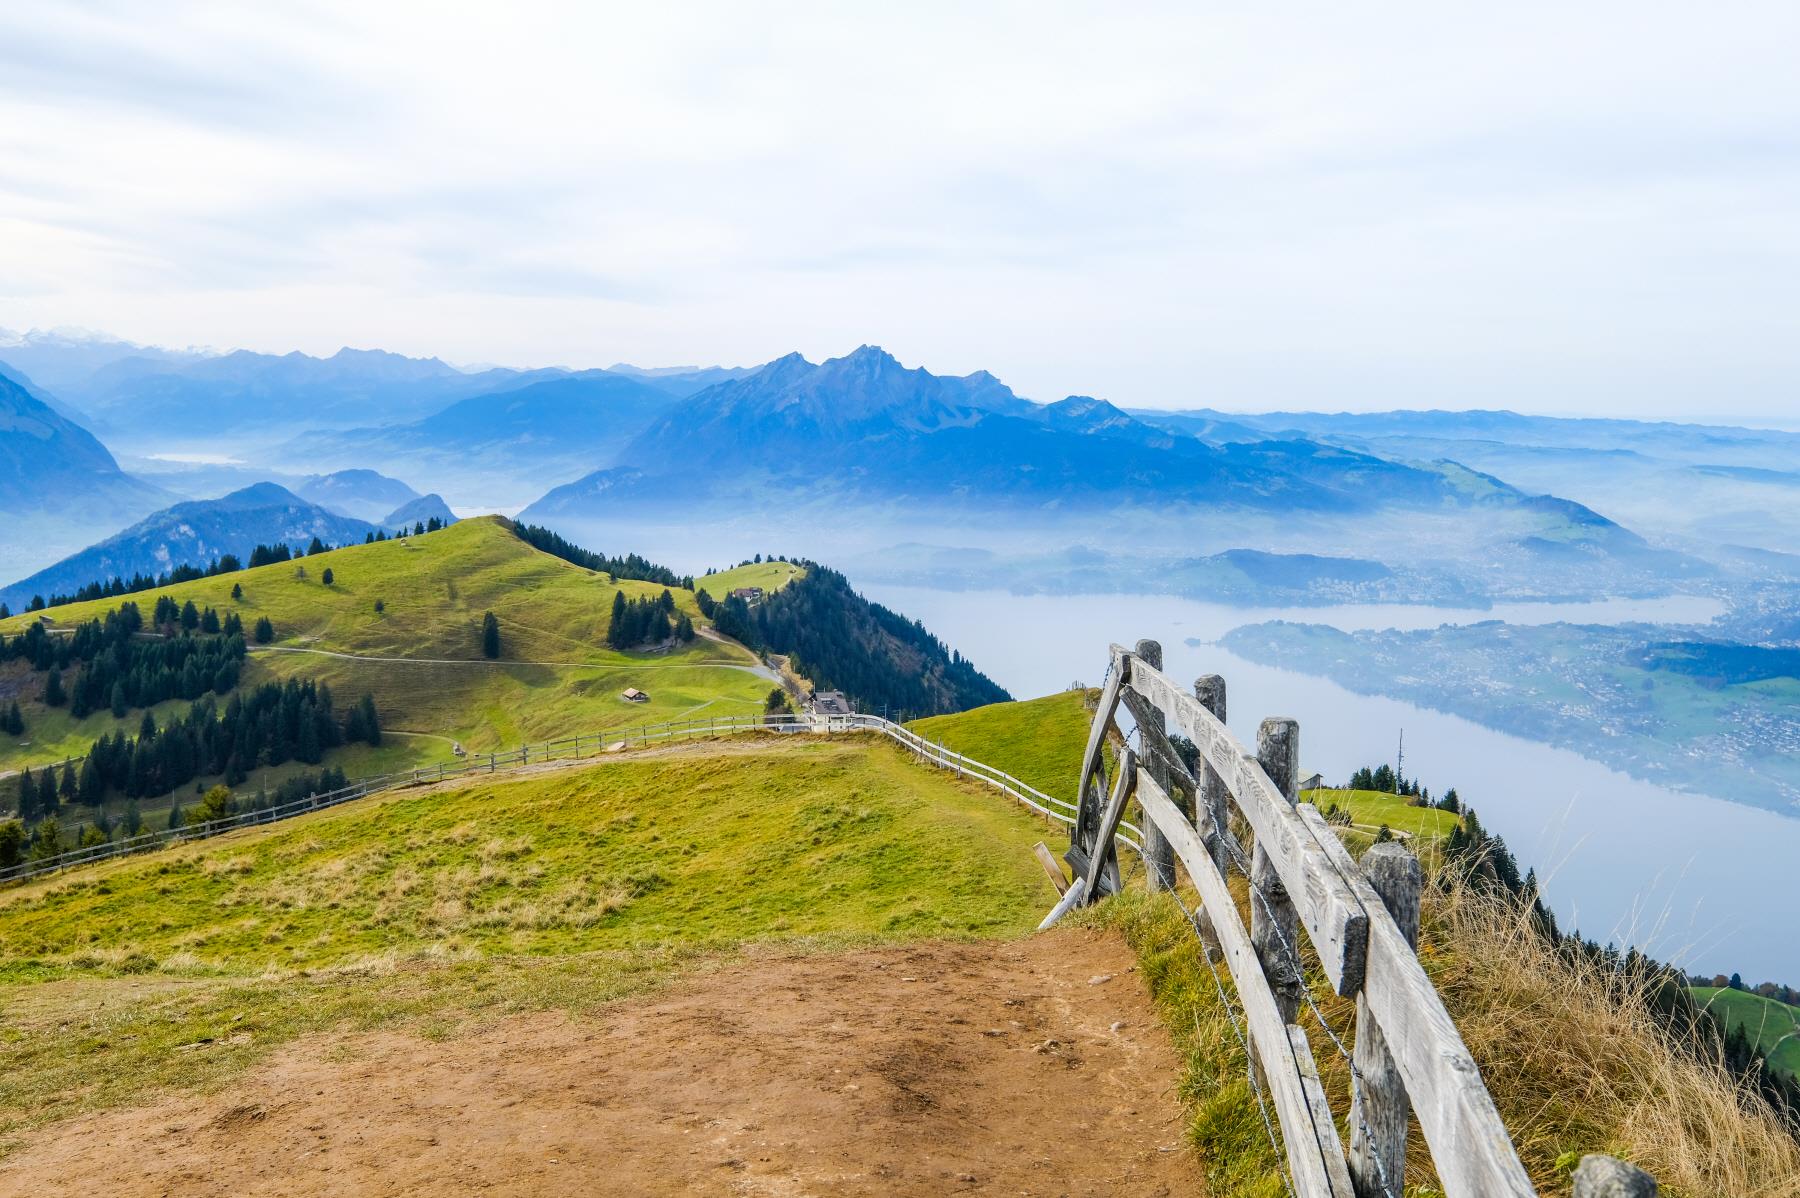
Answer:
[1048,642,1657,1198]
[0,709,1126,885]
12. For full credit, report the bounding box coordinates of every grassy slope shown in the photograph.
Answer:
[907,690,1094,802]
[0,735,1053,1148]
[1692,986,1800,1079]
[698,560,805,598]
[0,518,773,776]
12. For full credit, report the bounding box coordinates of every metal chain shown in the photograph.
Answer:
[1215,834,1404,1198]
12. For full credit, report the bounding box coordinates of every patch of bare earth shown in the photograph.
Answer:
[0,929,1201,1196]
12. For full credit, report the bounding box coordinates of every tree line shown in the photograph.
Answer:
[701,562,1009,718]
[8,679,382,820]
[0,764,356,868]
[606,589,695,649]
[509,521,692,589]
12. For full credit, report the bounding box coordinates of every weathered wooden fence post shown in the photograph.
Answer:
[1349,841,1422,1198]
[1572,1155,1657,1196]
[1253,716,1305,1024]
[1194,674,1230,875]
[1135,639,1177,892]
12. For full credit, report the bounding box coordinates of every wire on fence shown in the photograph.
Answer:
[1,709,1133,884]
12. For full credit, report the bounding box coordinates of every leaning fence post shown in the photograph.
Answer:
[1191,674,1229,947]
[1253,716,1305,1024]
[1135,639,1177,892]
[1572,1155,1657,1197]
[1349,841,1422,1198]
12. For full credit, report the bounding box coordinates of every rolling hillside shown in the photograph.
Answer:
[0,736,1056,1146]
[1694,987,1800,1081]
[0,517,772,774]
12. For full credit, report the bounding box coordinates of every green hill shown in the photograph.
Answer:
[700,559,805,597]
[908,689,1095,801]
[0,518,775,834]
[1692,986,1800,1079]
[0,735,1051,1144]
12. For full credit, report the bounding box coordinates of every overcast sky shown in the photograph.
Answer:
[2,2,1798,421]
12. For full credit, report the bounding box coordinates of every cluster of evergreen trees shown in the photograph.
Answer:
[31,554,245,610]
[703,562,1009,718]
[606,589,694,649]
[0,601,248,725]
[9,679,381,818]
[511,522,692,588]
[1343,763,1465,812]
[0,765,357,868]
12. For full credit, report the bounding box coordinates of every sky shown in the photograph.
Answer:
[2,2,1799,421]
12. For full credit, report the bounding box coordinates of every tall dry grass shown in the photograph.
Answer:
[1427,880,1800,1197]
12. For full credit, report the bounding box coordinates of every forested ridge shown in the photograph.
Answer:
[509,522,692,588]
[702,562,1009,717]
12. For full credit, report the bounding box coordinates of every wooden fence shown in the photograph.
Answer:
[0,709,1096,885]
[1044,641,1658,1198]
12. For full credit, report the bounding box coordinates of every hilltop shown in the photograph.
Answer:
[0,517,770,778]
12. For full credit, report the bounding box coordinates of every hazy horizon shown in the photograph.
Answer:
[6,3,1800,424]
[7,323,1800,432]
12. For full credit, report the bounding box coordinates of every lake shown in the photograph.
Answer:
[857,583,1793,982]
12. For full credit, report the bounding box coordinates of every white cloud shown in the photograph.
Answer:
[2,0,1798,420]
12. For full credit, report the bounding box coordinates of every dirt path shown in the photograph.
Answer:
[1,931,1203,1197]
[250,644,767,676]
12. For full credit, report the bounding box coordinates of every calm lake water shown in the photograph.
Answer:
[857,584,1794,981]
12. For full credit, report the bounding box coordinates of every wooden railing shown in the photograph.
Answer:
[0,710,1119,885]
[1045,641,1658,1198]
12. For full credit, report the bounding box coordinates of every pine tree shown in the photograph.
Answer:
[231,582,243,600]
[0,819,23,868]
[481,611,501,659]
[321,568,334,587]
[357,693,380,746]
[180,600,200,630]
[43,667,66,707]
[59,761,76,805]
[167,803,184,830]
[254,617,274,644]
[307,537,326,556]
[608,592,628,648]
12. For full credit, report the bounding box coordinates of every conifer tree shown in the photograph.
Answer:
[43,667,65,707]
[321,568,334,587]
[254,616,274,644]
[481,611,501,659]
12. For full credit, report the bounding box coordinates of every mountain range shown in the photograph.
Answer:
[523,345,1632,526]
[0,371,166,514]
[0,483,376,609]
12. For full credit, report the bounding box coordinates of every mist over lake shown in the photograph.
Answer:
[858,582,1792,981]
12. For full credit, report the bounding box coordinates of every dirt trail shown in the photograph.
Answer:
[1,931,1203,1196]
